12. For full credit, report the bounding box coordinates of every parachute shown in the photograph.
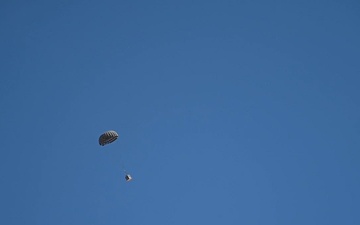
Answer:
[98,130,133,182]
[99,130,119,146]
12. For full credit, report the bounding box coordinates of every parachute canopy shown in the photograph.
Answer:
[99,130,119,146]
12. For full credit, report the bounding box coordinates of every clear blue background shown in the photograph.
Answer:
[1,0,359,224]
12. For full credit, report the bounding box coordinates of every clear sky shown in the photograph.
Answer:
[1,0,359,224]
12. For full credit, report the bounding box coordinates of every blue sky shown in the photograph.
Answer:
[1,0,359,224]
